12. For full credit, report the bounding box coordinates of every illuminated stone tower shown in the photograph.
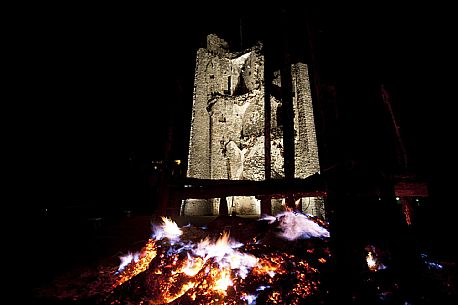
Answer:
[184,34,322,216]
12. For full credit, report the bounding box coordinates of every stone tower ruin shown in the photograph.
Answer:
[183,34,323,217]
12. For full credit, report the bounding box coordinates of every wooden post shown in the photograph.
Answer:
[280,10,295,209]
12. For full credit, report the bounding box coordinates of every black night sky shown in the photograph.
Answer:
[12,4,455,217]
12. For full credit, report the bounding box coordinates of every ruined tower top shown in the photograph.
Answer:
[206,34,230,56]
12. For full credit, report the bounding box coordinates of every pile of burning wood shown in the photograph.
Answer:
[105,212,330,304]
[36,211,332,304]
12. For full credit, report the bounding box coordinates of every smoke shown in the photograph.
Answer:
[274,211,329,240]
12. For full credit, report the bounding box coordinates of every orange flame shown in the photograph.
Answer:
[114,239,157,287]
[366,251,377,271]
[212,268,233,293]
[182,256,205,277]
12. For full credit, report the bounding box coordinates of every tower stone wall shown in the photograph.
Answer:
[184,35,321,216]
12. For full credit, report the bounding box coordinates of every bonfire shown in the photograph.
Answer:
[37,211,331,305]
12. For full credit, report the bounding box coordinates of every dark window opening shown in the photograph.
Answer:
[224,76,231,95]
[277,105,284,127]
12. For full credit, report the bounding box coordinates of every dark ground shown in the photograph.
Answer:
[24,210,217,300]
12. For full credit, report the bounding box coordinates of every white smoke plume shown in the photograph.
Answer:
[268,211,330,240]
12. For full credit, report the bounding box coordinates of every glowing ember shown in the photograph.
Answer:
[114,239,157,287]
[366,251,377,271]
[182,255,204,276]
[213,268,233,292]
[365,245,387,272]
[102,212,331,304]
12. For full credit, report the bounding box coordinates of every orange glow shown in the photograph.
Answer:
[212,268,233,293]
[182,256,205,277]
[366,251,377,271]
[162,281,196,303]
[114,239,157,287]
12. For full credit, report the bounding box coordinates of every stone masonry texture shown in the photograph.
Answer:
[185,35,320,216]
